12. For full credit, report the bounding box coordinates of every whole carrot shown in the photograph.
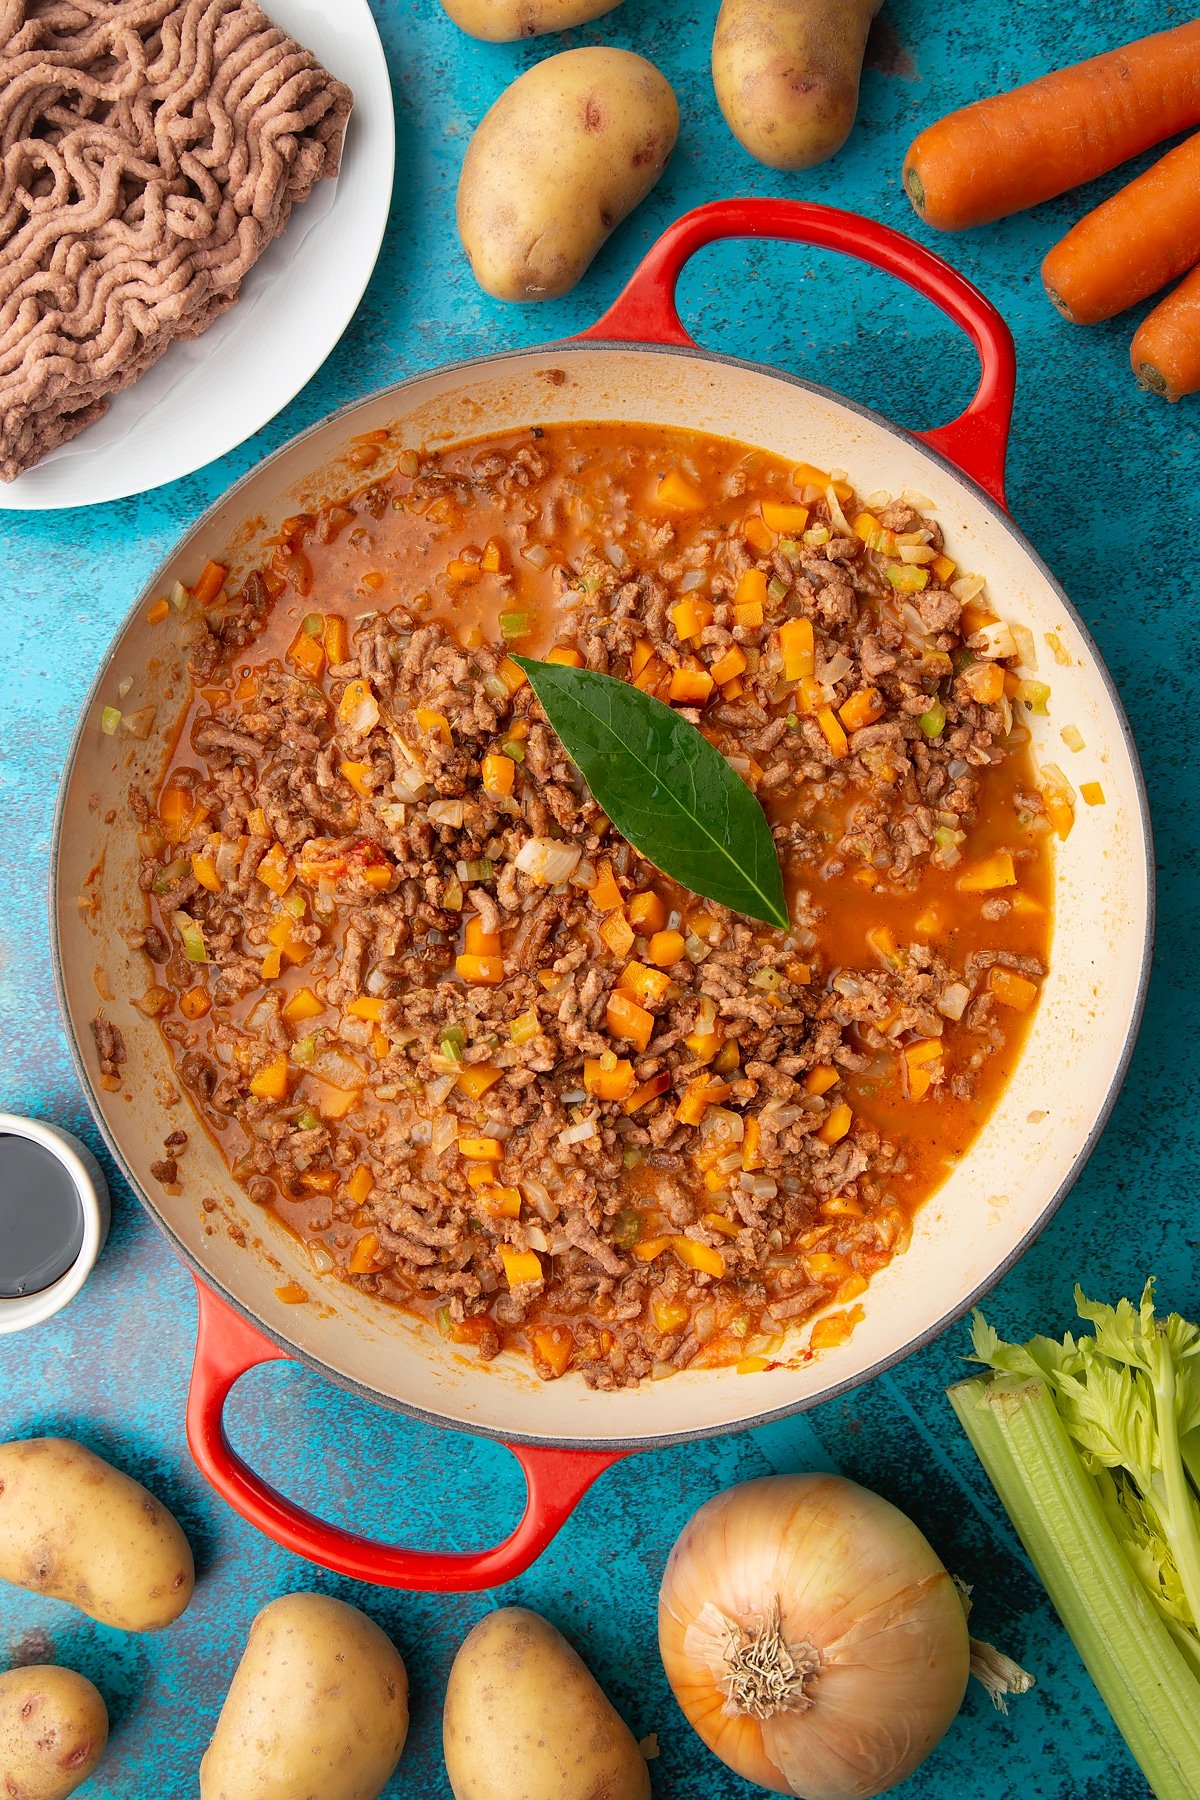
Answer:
[904,20,1200,232]
[1131,267,1200,401]
[1043,133,1200,324]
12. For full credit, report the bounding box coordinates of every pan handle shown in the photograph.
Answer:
[185,1279,627,1591]
[579,198,1016,510]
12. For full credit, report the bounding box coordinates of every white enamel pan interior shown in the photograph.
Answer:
[53,339,1152,1450]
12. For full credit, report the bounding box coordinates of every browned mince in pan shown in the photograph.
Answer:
[132,423,1054,1386]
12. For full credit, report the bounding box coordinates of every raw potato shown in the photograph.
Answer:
[439,0,623,41]
[200,1593,409,1800]
[712,0,883,170]
[443,1607,650,1800]
[0,1438,194,1632]
[457,48,678,302]
[0,1666,108,1800]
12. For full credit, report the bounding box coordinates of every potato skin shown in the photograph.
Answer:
[712,0,883,170]
[439,0,623,41]
[0,1439,194,1632]
[0,1665,109,1800]
[457,48,678,302]
[443,1607,649,1800]
[200,1593,409,1800]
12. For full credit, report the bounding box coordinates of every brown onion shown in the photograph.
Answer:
[658,1474,969,1799]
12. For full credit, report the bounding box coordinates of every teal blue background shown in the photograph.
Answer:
[1,0,1195,1794]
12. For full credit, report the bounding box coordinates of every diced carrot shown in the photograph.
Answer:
[463,1162,497,1190]
[340,760,371,799]
[810,1307,863,1351]
[838,687,885,732]
[710,645,748,686]
[805,1065,840,1096]
[778,617,815,681]
[459,1135,503,1162]
[249,1053,289,1101]
[957,852,1016,892]
[464,916,501,956]
[805,1251,853,1282]
[1080,781,1105,806]
[673,1237,725,1278]
[722,677,745,700]
[741,517,774,555]
[275,1282,309,1305]
[256,842,294,896]
[546,645,584,667]
[675,1078,731,1126]
[479,539,503,573]
[583,1057,636,1102]
[963,661,1006,704]
[652,1292,691,1333]
[192,561,228,607]
[905,1037,944,1069]
[338,677,377,727]
[817,707,849,758]
[818,1102,853,1145]
[866,924,898,963]
[599,910,636,958]
[456,952,505,985]
[362,865,392,892]
[348,1233,381,1274]
[913,906,942,937]
[762,500,810,534]
[741,1116,762,1170]
[191,851,220,894]
[628,889,667,934]
[300,1170,339,1195]
[446,557,480,584]
[734,599,765,631]
[371,1028,390,1059]
[632,654,668,694]
[346,996,384,1024]
[235,675,258,703]
[822,1193,864,1217]
[837,1274,869,1303]
[788,961,812,986]
[159,784,195,844]
[684,1029,723,1064]
[261,947,283,981]
[496,656,528,694]
[669,597,714,643]
[630,639,655,678]
[530,1325,574,1378]
[180,986,211,1020]
[656,469,706,513]
[793,464,853,501]
[647,929,685,968]
[323,615,349,664]
[266,917,311,965]
[736,1355,770,1375]
[147,598,170,625]
[501,1246,543,1288]
[287,628,325,681]
[623,1072,671,1114]
[480,1184,522,1219]
[247,807,270,837]
[702,1211,741,1239]
[414,707,452,744]
[620,961,671,1006]
[932,553,956,583]
[346,1165,374,1206]
[668,666,715,705]
[606,991,654,1053]
[988,967,1040,1011]
[590,860,624,913]
[633,1235,672,1262]
[457,1063,504,1099]
[851,511,898,556]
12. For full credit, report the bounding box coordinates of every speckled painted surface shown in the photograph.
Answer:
[0,1,1196,1794]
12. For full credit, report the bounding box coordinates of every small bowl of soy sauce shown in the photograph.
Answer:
[0,1114,110,1334]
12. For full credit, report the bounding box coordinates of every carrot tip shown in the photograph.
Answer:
[1133,360,1172,398]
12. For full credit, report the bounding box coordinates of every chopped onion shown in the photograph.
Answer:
[824,484,852,536]
[515,837,581,885]
[215,839,241,884]
[343,688,380,735]
[680,568,707,592]
[738,1173,778,1200]
[307,1241,336,1275]
[313,1049,368,1091]
[428,799,464,828]
[390,770,426,803]
[951,573,987,604]
[559,1117,598,1147]
[694,1303,717,1345]
[431,1114,458,1156]
[605,541,627,569]
[1010,621,1038,671]
[521,1177,559,1223]
[937,982,972,1022]
[570,858,596,889]
[977,619,1018,660]
[817,650,852,686]
[521,543,552,570]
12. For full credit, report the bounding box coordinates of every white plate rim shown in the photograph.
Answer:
[0,0,395,512]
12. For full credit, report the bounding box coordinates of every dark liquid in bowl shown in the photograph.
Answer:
[0,1136,85,1298]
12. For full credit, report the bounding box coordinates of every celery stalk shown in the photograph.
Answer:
[950,1375,1200,1800]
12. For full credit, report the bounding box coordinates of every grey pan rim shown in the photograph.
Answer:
[50,336,1156,1454]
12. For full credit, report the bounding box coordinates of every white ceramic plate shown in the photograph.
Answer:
[0,0,394,512]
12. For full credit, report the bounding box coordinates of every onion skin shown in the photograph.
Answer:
[658,1474,969,1800]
